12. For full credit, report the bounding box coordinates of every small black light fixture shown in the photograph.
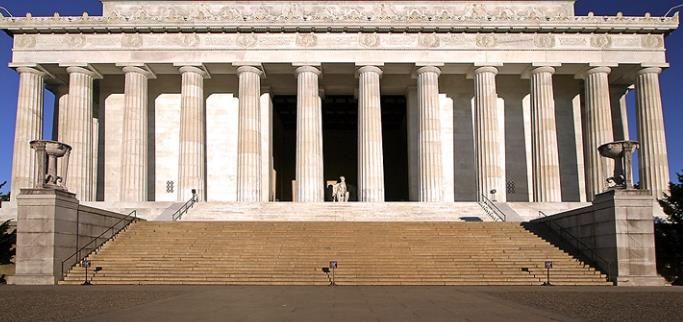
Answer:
[81,258,92,286]
[321,261,338,286]
[542,260,553,286]
[489,189,497,202]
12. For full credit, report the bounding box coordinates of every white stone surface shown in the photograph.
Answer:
[236,66,263,202]
[636,67,670,199]
[357,65,385,202]
[416,66,444,202]
[104,94,124,202]
[530,66,562,202]
[178,66,207,201]
[583,67,614,201]
[439,94,455,202]
[260,93,274,202]
[206,94,239,202]
[295,66,324,202]
[63,66,96,201]
[120,66,151,201]
[154,94,181,202]
[474,66,505,202]
[10,67,44,199]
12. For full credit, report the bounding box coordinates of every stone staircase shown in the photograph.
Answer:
[61,221,611,286]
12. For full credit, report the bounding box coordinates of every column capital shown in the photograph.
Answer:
[65,66,102,79]
[236,65,264,77]
[531,66,556,75]
[586,66,612,75]
[474,66,499,75]
[294,65,321,76]
[416,65,441,76]
[176,64,211,79]
[356,65,383,78]
[15,66,45,76]
[638,67,662,75]
[121,65,156,79]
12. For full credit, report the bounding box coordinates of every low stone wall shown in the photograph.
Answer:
[11,189,135,285]
[530,190,666,286]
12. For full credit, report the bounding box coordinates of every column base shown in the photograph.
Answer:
[615,275,669,287]
[9,274,58,285]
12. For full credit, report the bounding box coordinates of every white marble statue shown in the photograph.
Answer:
[333,176,350,202]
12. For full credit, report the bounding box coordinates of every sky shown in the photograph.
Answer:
[0,0,682,195]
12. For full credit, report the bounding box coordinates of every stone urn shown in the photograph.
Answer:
[30,140,72,190]
[598,140,639,190]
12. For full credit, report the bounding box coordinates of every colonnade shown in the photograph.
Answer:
[9,63,671,202]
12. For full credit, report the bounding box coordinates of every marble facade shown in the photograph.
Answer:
[1,1,678,205]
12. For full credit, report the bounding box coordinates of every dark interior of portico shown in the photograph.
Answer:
[272,95,409,202]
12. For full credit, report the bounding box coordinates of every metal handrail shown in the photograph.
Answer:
[478,194,506,222]
[61,209,138,278]
[172,190,198,221]
[537,210,612,283]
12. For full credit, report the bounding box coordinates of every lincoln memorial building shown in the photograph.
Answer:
[0,0,678,221]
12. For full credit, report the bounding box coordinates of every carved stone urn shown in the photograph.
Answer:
[598,140,639,190]
[30,140,72,191]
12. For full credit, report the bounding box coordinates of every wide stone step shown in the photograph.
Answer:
[62,221,610,285]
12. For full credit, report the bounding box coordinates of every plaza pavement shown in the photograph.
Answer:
[0,286,682,321]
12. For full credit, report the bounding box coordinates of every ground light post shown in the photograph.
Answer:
[543,260,553,286]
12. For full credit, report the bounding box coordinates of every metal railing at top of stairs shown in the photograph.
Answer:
[478,194,506,222]
[172,189,198,221]
[537,210,612,283]
[61,209,139,278]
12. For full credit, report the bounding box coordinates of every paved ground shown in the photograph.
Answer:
[0,286,682,322]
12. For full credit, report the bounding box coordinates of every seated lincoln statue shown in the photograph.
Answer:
[332,176,350,202]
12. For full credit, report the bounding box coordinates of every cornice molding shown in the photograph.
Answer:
[0,14,678,34]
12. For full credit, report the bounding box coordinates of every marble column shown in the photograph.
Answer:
[295,66,324,202]
[474,66,504,202]
[406,86,419,201]
[236,66,263,202]
[583,67,614,200]
[50,85,68,142]
[119,66,151,202]
[636,67,670,199]
[63,67,96,201]
[416,66,443,202]
[530,66,562,202]
[10,67,45,199]
[357,66,385,202]
[178,66,207,201]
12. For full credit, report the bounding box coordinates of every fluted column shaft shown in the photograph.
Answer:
[63,67,96,201]
[178,66,207,201]
[295,66,324,202]
[10,67,45,198]
[236,66,263,202]
[583,67,614,200]
[357,66,385,202]
[636,67,669,199]
[530,66,562,202]
[474,66,504,201]
[119,66,150,201]
[416,66,443,202]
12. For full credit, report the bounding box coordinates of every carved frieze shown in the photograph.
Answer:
[534,34,556,48]
[641,34,664,48]
[590,34,612,49]
[14,35,36,49]
[103,1,574,22]
[66,34,87,48]
[121,34,143,48]
[296,33,317,48]
[418,34,441,48]
[359,33,380,48]
[14,32,668,54]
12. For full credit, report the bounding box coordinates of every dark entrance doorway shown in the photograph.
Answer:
[272,95,408,201]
